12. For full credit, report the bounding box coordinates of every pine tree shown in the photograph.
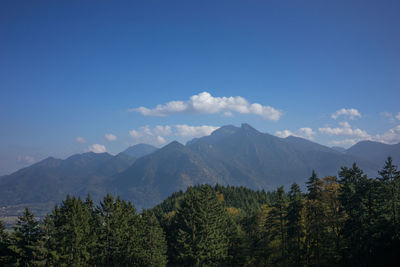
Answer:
[49,195,94,266]
[286,183,306,267]
[273,186,288,267]
[42,214,59,266]
[0,220,12,265]
[96,194,141,266]
[305,171,324,266]
[138,211,167,266]
[339,163,372,266]
[377,157,400,232]
[9,208,47,266]
[319,176,345,265]
[375,157,400,264]
[173,185,229,266]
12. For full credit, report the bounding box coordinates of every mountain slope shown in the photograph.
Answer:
[0,152,115,206]
[119,143,158,158]
[346,141,400,166]
[109,141,223,208]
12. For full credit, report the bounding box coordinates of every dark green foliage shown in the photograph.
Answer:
[49,195,95,266]
[338,163,373,265]
[95,194,142,266]
[9,208,47,266]
[0,220,12,265]
[286,183,306,267]
[139,211,168,266]
[171,186,229,266]
[4,156,400,267]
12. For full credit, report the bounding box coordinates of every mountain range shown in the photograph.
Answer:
[1,123,399,217]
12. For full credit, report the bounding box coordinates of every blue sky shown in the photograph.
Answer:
[1,0,399,175]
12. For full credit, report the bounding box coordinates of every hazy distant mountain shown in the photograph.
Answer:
[0,152,112,206]
[0,124,397,214]
[331,146,346,153]
[119,144,158,158]
[346,141,400,166]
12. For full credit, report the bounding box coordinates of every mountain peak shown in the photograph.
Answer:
[165,140,185,149]
[240,123,260,134]
[186,125,239,146]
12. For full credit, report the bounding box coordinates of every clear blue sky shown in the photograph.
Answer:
[1,0,399,175]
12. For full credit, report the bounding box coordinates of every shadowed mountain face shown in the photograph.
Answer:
[0,124,396,214]
[0,144,158,214]
[0,152,113,207]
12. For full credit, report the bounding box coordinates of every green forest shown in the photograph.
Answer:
[1,157,399,267]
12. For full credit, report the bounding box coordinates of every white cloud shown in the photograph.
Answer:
[396,112,400,121]
[129,125,167,145]
[324,122,400,146]
[154,125,172,136]
[175,124,220,138]
[297,127,316,140]
[319,121,370,139]
[105,133,117,142]
[88,144,107,153]
[331,108,361,120]
[374,125,400,144]
[275,130,294,138]
[329,139,360,146]
[76,136,86,143]
[17,155,35,164]
[275,127,316,140]
[129,129,142,139]
[128,124,220,145]
[157,135,166,144]
[129,91,282,121]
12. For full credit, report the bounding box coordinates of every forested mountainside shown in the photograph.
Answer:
[1,159,399,266]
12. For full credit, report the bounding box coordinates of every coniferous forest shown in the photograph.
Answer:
[1,157,399,267]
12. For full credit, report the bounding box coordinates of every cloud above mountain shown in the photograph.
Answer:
[275,127,316,140]
[88,144,107,153]
[175,125,220,137]
[129,92,282,121]
[105,134,117,142]
[129,124,220,145]
[76,136,86,143]
[319,121,370,139]
[331,108,361,120]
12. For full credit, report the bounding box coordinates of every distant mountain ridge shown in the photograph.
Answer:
[0,124,398,215]
[0,144,158,215]
[345,140,400,166]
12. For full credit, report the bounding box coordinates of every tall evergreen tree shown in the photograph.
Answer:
[173,185,229,266]
[377,157,400,231]
[0,220,12,265]
[9,208,47,266]
[138,211,167,266]
[96,194,141,266]
[286,183,306,267]
[339,163,372,266]
[375,157,400,264]
[305,171,324,266]
[49,195,95,266]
